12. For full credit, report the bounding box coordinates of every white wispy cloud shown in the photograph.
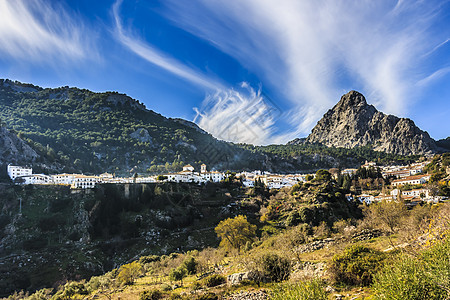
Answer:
[0,0,94,62]
[161,0,450,141]
[112,0,222,91]
[194,83,278,145]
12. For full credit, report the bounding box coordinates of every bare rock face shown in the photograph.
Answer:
[306,91,438,155]
[0,126,39,165]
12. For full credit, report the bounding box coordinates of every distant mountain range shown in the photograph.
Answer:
[0,79,446,175]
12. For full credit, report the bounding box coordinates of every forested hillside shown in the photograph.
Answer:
[0,79,419,175]
[0,79,264,174]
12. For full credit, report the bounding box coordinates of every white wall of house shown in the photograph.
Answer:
[7,165,32,180]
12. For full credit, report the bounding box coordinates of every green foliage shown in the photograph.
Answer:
[140,289,163,300]
[373,255,447,300]
[139,255,161,264]
[242,143,418,171]
[314,169,332,182]
[182,256,198,275]
[202,274,226,287]
[156,175,167,181]
[215,215,257,251]
[364,200,407,234]
[270,279,328,300]
[196,293,218,300]
[25,288,52,300]
[0,80,265,174]
[169,266,187,282]
[259,253,291,282]
[117,261,143,285]
[52,281,88,299]
[330,244,385,286]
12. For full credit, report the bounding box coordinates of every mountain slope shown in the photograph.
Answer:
[0,79,265,174]
[0,80,419,174]
[306,91,438,155]
[0,125,38,166]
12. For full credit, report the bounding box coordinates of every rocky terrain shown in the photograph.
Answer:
[306,90,438,155]
[0,126,38,166]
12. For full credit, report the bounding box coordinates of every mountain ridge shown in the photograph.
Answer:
[0,80,423,175]
[305,90,438,155]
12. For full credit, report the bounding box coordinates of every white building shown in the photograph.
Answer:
[71,175,100,189]
[182,164,194,172]
[391,188,430,199]
[391,175,430,187]
[51,173,76,185]
[7,165,32,180]
[19,174,52,185]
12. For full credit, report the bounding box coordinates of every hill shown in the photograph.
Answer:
[306,91,438,155]
[0,80,420,175]
[0,79,266,175]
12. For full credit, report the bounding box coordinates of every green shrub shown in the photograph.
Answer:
[270,279,328,300]
[203,274,226,287]
[140,289,163,300]
[373,237,450,299]
[52,282,88,299]
[26,288,52,300]
[117,261,143,285]
[182,256,198,275]
[191,281,202,290]
[372,256,446,300]
[169,267,187,282]
[329,244,385,286]
[420,236,450,292]
[260,253,291,282]
[196,292,218,300]
[139,255,160,264]
[160,283,172,291]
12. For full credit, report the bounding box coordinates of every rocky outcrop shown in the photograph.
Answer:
[0,126,39,165]
[306,91,438,155]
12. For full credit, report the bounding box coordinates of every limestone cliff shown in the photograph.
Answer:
[0,126,38,165]
[306,91,437,155]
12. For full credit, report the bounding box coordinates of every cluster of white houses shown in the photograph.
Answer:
[7,160,447,204]
[7,163,315,190]
[7,164,229,189]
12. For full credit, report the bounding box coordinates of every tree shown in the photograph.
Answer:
[315,169,332,182]
[169,266,187,283]
[117,261,143,285]
[364,200,407,234]
[215,215,257,251]
[156,175,167,181]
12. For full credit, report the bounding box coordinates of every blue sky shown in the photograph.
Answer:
[0,0,449,144]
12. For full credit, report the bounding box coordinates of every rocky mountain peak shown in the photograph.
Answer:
[336,90,367,109]
[306,91,438,155]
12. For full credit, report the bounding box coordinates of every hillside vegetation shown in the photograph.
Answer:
[2,168,449,299]
[0,79,420,175]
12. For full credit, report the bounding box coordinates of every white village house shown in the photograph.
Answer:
[391,175,431,187]
[7,165,32,180]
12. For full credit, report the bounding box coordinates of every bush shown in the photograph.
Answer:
[270,279,328,300]
[260,253,291,282]
[373,256,446,300]
[182,256,198,275]
[196,292,218,300]
[53,282,88,299]
[139,255,160,264]
[203,274,226,287]
[117,261,143,285]
[329,244,385,286]
[140,289,163,300]
[373,237,450,299]
[191,281,202,290]
[169,267,187,282]
[160,283,172,292]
